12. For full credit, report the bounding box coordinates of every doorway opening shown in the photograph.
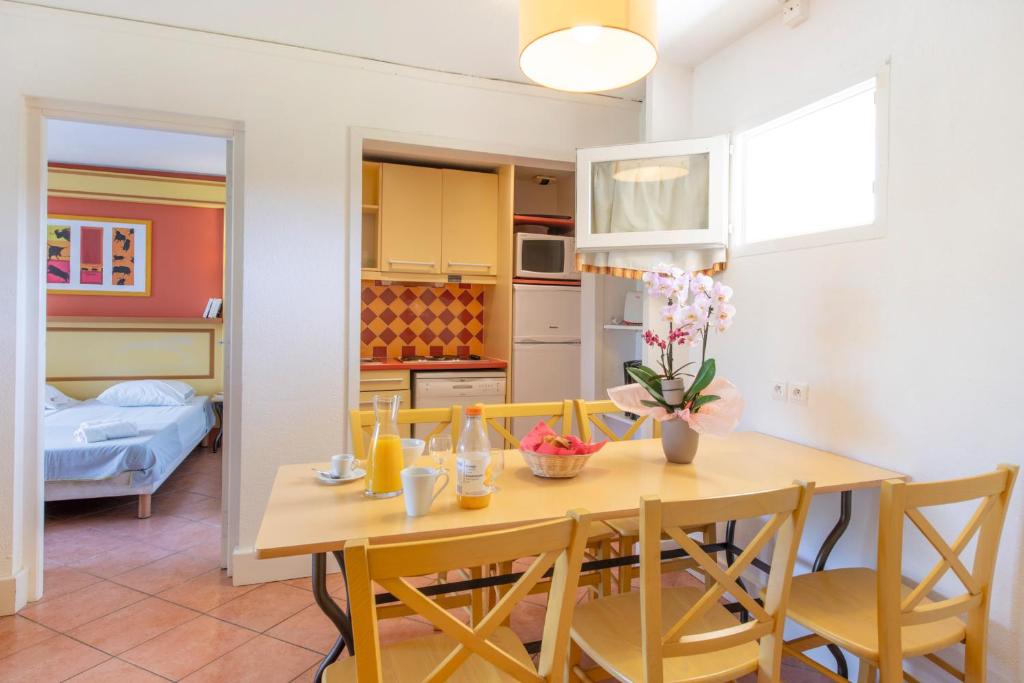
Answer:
[25,105,244,607]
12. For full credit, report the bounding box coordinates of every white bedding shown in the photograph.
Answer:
[44,396,215,484]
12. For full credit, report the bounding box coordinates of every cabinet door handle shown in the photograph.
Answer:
[360,378,403,384]
[389,259,435,268]
[447,261,492,270]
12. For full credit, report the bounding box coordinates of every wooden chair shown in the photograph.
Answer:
[478,400,573,449]
[476,400,618,597]
[351,405,472,619]
[576,399,661,443]
[784,465,1019,683]
[349,405,463,459]
[569,482,815,683]
[575,399,715,595]
[326,510,594,682]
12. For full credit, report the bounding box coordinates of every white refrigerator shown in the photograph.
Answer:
[512,284,581,438]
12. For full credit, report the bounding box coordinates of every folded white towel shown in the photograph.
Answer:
[73,419,140,443]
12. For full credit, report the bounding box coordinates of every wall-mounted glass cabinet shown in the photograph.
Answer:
[576,136,729,251]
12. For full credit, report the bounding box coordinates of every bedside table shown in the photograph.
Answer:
[212,393,224,453]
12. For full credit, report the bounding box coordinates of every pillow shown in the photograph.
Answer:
[97,380,196,407]
[44,384,76,411]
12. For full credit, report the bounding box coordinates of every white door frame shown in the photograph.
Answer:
[17,98,244,605]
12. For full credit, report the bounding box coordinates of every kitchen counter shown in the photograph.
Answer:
[360,357,507,372]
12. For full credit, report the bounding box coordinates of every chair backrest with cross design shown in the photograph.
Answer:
[637,482,815,681]
[478,401,573,449]
[575,399,661,442]
[875,464,1018,681]
[349,405,463,459]
[343,510,593,682]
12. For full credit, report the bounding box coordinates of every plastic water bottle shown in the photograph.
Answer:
[455,405,491,509]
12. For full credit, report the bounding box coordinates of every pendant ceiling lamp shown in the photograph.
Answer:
[519,0,658,93]
[613,159,689,182]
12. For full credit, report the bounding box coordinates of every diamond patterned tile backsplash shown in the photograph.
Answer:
[360,282,485,359]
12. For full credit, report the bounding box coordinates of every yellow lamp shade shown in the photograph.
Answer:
[519,0,658,93]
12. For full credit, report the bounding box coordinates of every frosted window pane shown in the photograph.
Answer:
[742,83,876,243]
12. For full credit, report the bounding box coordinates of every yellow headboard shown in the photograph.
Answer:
[46,317,223,399]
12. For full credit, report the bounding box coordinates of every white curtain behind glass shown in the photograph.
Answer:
[582,153,724,275]
[591,154,709,234]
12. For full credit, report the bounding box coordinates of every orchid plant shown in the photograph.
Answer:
[628,265,736,415]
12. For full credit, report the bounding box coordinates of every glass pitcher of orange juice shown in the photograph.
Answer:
[365,395,403,499]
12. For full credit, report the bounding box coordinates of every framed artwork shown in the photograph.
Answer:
[46,215,152,296]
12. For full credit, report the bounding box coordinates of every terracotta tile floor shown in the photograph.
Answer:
[1,446,833,681]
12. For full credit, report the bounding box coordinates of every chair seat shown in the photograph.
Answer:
[605,516,641,538]
[605,517,708,539]
[587,521,617,543]
[571,586,759,682]
[787,567,966,661]
[324,626,534,682]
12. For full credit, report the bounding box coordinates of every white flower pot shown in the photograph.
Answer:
[661,378,686,408]
[661,418,699,464]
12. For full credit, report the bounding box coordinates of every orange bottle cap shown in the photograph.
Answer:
[465,405,483,416]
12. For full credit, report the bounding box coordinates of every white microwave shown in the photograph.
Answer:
[514,233,580,280]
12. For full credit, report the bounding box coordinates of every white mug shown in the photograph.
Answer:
[401,467,449,517]
[331,454,355,478]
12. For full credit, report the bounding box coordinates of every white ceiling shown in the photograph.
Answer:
[659,0,780,65]
[47,119,227,175]
[24,0,780,100]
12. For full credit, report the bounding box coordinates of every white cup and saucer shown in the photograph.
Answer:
[315,454,365,484]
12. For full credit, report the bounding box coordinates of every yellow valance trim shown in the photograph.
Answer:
[576,257,726,280]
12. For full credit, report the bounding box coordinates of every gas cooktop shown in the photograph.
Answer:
[399,354,481,363]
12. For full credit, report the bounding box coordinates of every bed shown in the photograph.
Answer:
[44,396,216,518]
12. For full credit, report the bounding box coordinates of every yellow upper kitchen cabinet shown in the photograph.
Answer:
[361,161,381,274]
[441,169,498,278]
[380,163,443,275]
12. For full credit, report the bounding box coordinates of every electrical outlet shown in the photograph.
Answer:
[781,0,809,27]
[771,380,788,401]
[789,382,809,405]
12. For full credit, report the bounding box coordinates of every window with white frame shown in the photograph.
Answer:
[732,73,887,253]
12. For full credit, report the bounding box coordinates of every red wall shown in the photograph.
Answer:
[47,197,223,317]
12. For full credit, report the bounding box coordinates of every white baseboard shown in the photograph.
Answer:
[230,546,340,586]
[0,568,28,615]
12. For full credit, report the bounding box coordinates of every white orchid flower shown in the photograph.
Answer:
[672,271,691,296]
[660,302,680,323]
[693,293,712,316]
[712,282,733,304]
[691,273,714,296]
[679,305,708,329]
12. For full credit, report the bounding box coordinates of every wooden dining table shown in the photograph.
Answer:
[255,432,907,682]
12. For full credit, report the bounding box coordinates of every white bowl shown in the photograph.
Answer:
[401,438,425,468]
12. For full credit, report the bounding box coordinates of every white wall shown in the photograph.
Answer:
[0,2,641,607]
[683,0,1024,679]
[643,60,694,141]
